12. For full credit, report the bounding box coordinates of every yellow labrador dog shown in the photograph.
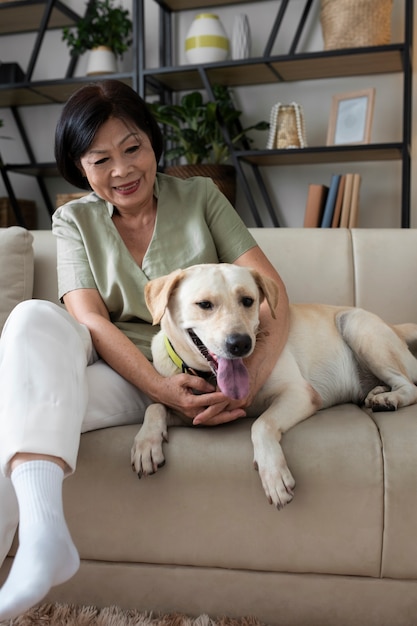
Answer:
[131,263,417,509]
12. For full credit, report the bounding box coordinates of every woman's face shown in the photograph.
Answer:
[78,116,157,213]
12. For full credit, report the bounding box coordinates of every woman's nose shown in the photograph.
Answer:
[112,159,131,177]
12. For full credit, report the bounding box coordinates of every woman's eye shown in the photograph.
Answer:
[94,158,108,166]
[197,301,213,310]
[127,145,140,154]
[241,297,254,308]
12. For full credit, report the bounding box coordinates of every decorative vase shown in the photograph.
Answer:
[185,13,229,64]
[266,102,307,149]
[231,14,251,60]
[86,46,117,76]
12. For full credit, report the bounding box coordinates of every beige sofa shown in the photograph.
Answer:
[2,226,417,626]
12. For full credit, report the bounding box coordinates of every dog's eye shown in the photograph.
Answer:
[197,301,213,310]
[241,297,254,308]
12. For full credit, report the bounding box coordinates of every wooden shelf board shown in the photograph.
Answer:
[0,0,78,35]
[273,48,404,81]
[145,62,278,91]
[33,75,133,102]
[145,46,404,92]
[0,84,52,106]
[238,144,404,166]
[6,162,58,177]
[153,0,254,11]
[0,76,133,107]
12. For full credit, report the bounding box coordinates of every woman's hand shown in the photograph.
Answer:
[192,398,247,426]
[158,373,247,425]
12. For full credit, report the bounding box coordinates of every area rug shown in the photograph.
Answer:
[0,603,265,626]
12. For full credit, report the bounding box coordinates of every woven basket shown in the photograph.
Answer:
[165,164,237,206]
[320,0,393,50]
[56,192,89,208]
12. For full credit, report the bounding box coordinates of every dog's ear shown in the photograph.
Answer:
[250,270,279,319]
[145,269,185,325]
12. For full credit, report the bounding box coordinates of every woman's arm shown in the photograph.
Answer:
[193,244,290,425]
[235,245,290,400]
[63,288,245,421]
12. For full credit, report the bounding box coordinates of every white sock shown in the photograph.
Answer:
[0,460,80,620]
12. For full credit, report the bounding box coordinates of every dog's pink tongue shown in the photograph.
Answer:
[217,357,249,400]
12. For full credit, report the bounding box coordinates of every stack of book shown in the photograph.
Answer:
[303,173,362,228]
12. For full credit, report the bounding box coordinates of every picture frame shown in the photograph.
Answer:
[327,88,375,146]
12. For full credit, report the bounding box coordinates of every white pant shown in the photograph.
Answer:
[0,300,152,564]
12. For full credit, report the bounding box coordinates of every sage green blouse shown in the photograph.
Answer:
[52,173,256,360]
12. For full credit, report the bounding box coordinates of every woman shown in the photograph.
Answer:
[0,80,289,619]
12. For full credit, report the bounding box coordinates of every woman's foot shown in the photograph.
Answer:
[0,460,79,620]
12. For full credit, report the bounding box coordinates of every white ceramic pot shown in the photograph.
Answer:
[86,46,117,76]
[185,13,229,64]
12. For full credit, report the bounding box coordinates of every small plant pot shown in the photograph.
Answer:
[86,46,117,75]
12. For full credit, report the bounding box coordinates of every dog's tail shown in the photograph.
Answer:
[393,323,417,358]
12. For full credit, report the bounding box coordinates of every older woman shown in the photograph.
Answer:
[0,80,289,619]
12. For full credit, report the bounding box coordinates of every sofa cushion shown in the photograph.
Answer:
[0,227,34,334]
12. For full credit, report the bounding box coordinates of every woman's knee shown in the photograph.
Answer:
[1,300,92,358]
[4,300,63,329]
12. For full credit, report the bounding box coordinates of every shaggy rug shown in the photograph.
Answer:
[0,603,265,626]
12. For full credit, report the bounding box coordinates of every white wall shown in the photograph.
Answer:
[0,0,415,229]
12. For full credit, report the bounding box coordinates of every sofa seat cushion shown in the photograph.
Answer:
[0,227,34,334]
[63,406,384,578]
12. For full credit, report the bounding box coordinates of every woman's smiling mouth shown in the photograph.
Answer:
[114,180,140,194]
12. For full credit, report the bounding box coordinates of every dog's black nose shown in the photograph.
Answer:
[226,333,252,357]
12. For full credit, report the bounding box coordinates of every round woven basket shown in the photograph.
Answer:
[164,164,237,206]
[320,0,393,50]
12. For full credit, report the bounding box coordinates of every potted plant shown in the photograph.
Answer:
[62,0,133,75]
[148,84,269,205]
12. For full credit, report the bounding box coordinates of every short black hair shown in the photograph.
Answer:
[54,80,164,189]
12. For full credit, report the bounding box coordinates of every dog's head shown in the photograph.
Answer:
[144,264,279,400]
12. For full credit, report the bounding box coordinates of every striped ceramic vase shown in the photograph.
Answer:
[185,13,229,64]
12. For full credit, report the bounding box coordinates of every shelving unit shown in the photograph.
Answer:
[0,0,413,227]
[140,0,413,227]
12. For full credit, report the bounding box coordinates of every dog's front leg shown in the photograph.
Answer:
[251,382,321,509]
[131,403,170,477]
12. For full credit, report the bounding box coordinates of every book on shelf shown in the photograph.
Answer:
[331,175,346,227]
[348,173,362,228]
[304,172,361,228]
[339,173,354,228]
[303,184,329,227]
[320,174,341,227]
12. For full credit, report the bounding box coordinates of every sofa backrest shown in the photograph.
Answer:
[250,228,417,324]
[31,228,417,324]
[32,230,61,306]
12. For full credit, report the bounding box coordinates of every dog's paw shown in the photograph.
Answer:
[131,404,168,478]
[252,423,296,510]
[131,431,167,478]
[254,458,295,510]
[365,385,397,412]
